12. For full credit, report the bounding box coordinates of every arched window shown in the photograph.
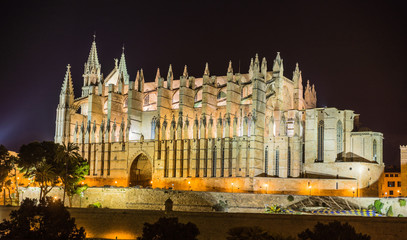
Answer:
[373,139,377,162]
[144,94,150,106]
[217,91,226,99]
[275,147,279,176]
[287,146,291,177]
[337,121,343,154]
[317,120,324,162]
[265,146,269,175]
[212,146,217,177]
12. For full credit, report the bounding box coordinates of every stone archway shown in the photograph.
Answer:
[129,154,152,187]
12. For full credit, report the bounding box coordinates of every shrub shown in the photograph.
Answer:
[287,195,294,202]
[87,202,102,208]
[386,206,393,217]
[374,200,384,213]
[399,199,406,207]
[298,221,370,240]
[213,200,228,212]
[138,217,199,240]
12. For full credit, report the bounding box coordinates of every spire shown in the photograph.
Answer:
[183,65,188,78]
[204,62,210,76]
[227,60,234,82]
[295,62,300,73]
[61,64,74,95]
[86,37,100,70]
[155,68,161,82]
[118,46,129,84]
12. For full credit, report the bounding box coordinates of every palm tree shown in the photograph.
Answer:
[34,161,57,201]
[57,143,87,205]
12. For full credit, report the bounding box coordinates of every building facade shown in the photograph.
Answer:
[379,171,401,198]
[55,39,384,196]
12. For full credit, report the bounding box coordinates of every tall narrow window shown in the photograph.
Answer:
[287,146,291,177]
[337,120,343,155]
[317,120,324,162]
[164,146,169,177]
[221,146,225,177]
[196,140,200,177]
[373,139,377,162]
[275,147,280,176]
[151,118,156,139]
[265,146,269,175]
[212,146,217,177]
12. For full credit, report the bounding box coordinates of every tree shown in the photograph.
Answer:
[138,217,199,240]
[18,142,61,201]
[0,197,86,240]
[298,221,371,240]
[227,226,295,240]
[0,145,13,205]
[56,143,89,205]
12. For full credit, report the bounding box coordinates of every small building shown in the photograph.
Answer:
[380,169,401,198]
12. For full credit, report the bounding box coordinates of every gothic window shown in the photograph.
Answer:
[248,117,252,137]
[164,146,169,177]
[212,146,217,177]
[151,117,156,139]
[265,146,269,175]
[275,147,279,176]
[317,120,324,162]
[144,94,150,106]
[221,146,225,177]
[337,120,343,154]
[123,97,128,113]
[373,139,377,162]
[287,146,291,177]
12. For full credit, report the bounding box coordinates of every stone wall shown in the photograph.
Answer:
[19,187,407,216]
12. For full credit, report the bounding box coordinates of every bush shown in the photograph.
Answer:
[298,221,370,240]
[287,195,294,202]
[0,198,85,240]
[399,199,406,207]
[386,206,393,217]
[137,217,199,240]
[213,200,228,212]
[374,200,384,213]
[87,202,102,208]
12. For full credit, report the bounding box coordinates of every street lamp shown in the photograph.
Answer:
[188,181,191,191]
[308,185,312,196]
[231,182,234,193]
[264,184,268,194]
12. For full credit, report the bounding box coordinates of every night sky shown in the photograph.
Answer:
[1,1,406,167]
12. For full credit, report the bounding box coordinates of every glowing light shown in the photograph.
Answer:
[264,184,268,187]
[115,181,118,184]
[231,182,234,186]
[81,182,84,185]
[54,196,57,200]
[308,185,311,189]
[17,177,19,180]
[150,181,153,184]
[188,181,190,184]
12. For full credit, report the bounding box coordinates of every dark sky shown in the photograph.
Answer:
[1,1,406,166]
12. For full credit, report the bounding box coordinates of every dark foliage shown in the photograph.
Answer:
[138,217,199,240]
[0,198,86,240]
[298,221,370,240]
[227,226,296,240]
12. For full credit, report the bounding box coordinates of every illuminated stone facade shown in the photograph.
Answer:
[55,39,384,196]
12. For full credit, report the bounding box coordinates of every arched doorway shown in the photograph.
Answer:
[129,154,152,187]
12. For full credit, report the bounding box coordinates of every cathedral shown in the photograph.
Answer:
[55,38,384,196]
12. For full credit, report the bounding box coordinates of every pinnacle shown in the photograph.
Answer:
[167,64,173,78]
[227,61,233,73]
[155,68,161,80]
[204,62,210,76]
[183,65,188,77]
[255,53,260,64]
[62,64,74,95]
